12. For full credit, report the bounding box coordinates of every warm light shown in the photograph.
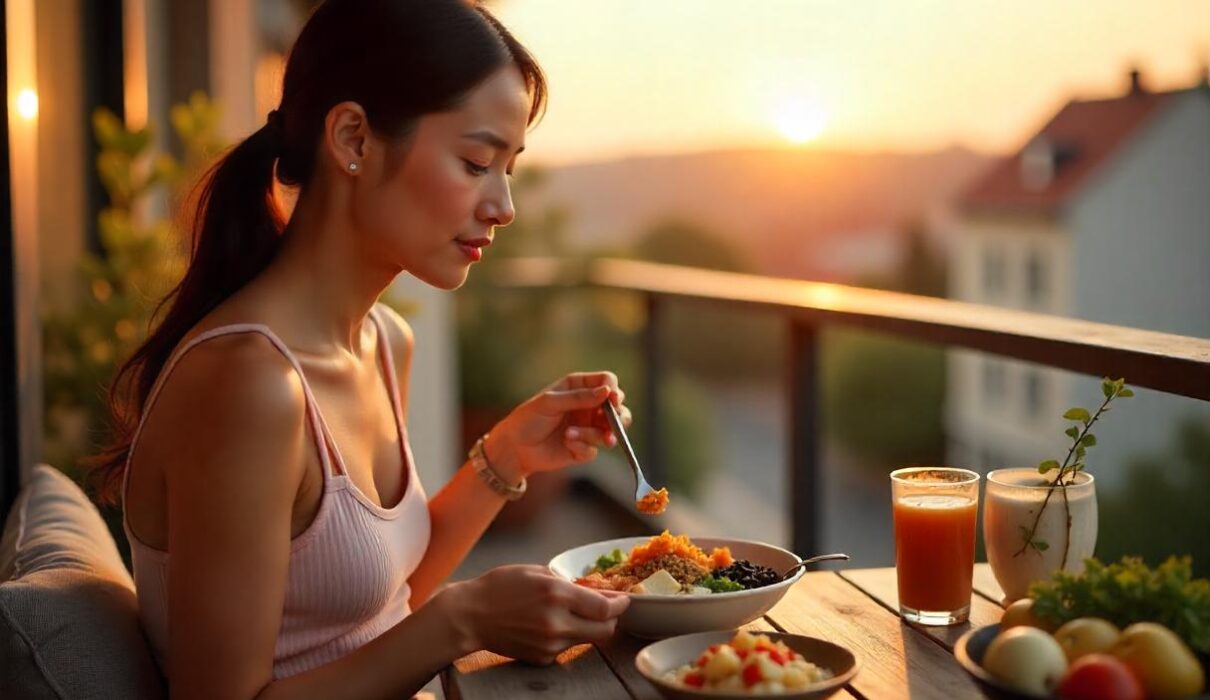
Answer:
[773,94,827,145]
[15,89,38,120]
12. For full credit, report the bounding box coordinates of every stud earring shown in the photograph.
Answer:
[348,162,360,172]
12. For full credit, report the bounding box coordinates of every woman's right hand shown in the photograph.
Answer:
[439,564,630,664]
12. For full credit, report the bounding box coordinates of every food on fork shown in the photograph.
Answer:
[636,487,669,515]
[664,630,833,693]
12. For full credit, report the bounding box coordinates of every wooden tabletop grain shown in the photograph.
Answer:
[443,563,1007,700]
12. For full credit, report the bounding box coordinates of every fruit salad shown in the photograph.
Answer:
[664,630,833,693]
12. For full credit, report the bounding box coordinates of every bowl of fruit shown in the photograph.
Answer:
[635,629,858,699]
[954,556,1209,700]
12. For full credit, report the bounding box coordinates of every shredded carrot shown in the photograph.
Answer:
[710,546,734,569]
[636,488,669,515]
[626,530,732,570]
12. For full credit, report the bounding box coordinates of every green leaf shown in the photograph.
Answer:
[1080,434,1097,447]
[1065,426,1080,439]
[1038,459,1060,474]
[1064,407,1091,423]
[1102,379,1115,398]
[1076,446,1086,460]
[1119,388,1134,398]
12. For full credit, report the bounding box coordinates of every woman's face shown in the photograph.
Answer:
[353,65,531,290]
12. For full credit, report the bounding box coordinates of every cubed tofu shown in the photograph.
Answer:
[687,586,712,596]
[632,569,681,595]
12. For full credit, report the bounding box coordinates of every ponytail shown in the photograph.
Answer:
[88,121,284,503]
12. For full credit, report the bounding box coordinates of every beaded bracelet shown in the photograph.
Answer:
[469,434,527,501]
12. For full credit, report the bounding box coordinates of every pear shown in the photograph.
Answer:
[1109,622,1205,699]
[1053,617,1121,662]
[1000,598,1055,632]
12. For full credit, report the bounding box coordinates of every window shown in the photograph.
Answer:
[1026,251,1047,308]
[982,358,1006,406]
[1024,369,1045,419]
[983,245,1006,300]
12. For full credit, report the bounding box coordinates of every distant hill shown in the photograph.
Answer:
[522,146,994,280]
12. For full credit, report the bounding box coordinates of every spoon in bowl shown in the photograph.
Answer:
[780,553,851,581]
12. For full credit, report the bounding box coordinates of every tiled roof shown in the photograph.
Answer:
[961,85,1185,215]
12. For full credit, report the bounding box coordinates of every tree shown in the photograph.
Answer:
[42,93,225,475]
[1099,419,1210,577]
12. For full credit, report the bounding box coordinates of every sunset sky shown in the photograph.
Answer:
[492,0,1210,165]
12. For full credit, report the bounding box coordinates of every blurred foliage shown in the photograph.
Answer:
[42,92,225,475]
[821,220,948,467]
[822,330,946,465]
[1099,419,1210,578]
[625,220,782,384]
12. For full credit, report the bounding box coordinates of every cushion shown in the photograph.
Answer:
[0,464,165,699]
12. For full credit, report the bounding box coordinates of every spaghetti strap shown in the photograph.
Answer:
[121,324,339,504]
[368,306,407,432]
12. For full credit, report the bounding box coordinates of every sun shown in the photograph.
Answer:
[773,95,828,145]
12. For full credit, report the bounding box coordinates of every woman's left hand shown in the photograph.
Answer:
[486,371,632,481]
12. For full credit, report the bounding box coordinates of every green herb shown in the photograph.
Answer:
[1017,377,1133,565]
[593,549,625,572]
[1029,555,1210,655]
[698,575,743,593]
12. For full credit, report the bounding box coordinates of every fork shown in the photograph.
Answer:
[601,398,661,505]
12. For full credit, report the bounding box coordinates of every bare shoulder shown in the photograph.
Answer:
[141,331,309,485]
[374,302,415,356]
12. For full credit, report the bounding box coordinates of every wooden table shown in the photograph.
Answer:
[444,564,1007,700]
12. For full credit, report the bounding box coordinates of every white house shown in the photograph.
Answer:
[947,71,1210,490]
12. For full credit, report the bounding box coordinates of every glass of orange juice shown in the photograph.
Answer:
[890,467,980,626]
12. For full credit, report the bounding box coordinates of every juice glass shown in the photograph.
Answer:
[890,467,980,625]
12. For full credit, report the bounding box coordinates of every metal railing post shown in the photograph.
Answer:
[788,319,821,556]
[642,293,664,486]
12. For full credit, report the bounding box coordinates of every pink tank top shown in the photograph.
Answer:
[123,305,431,679]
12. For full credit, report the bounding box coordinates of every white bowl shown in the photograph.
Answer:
[635,630,858,699]
[548,536,805,638]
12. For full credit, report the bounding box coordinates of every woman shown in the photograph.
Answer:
[91,1,633,697]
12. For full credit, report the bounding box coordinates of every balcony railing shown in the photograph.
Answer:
[488,257,1210,555]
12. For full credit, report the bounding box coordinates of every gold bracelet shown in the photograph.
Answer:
[469,434,526,501]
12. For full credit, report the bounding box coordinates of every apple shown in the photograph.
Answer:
[1056,654,1143,700]
[984,626,1068,696]
[1053,618,1121,662]
[1001,598,1054,632]
[1110,622,1205,699]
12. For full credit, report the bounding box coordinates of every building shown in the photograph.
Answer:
[947,70,1210,489]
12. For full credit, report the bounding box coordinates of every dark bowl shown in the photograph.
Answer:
[954,624,1210,700]
[953,625,1051,700]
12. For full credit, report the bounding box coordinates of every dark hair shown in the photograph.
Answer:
[90,0,546,503]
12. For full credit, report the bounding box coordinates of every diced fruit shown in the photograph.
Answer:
[1001,597,1055,632]
[753,653,785,682]
[631,569,681,595]
[783,667,809,689]
[983,626,1068,696]
[742,661,763,687]
[682,672,704,688]
[751,680,786,693]
[1053,618,1121,662]
[1056,654,1143,700]
[703,645,742,682]
[1109,622,1206,699]
[732,630,757,652]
